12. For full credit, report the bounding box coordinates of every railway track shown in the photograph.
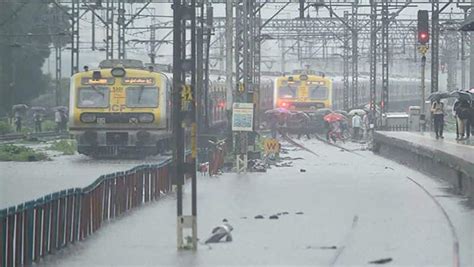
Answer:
[0,131,69,142]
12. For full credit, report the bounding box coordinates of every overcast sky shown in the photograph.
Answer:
[43,2,469,76]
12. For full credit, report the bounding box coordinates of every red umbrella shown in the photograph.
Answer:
[323,112,346,123]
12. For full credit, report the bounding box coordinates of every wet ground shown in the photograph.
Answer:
[11,137,471,266]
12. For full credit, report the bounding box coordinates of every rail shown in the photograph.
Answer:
[0,159,175,267]
[0,131,69,142]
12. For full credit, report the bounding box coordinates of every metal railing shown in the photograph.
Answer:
[0,160,173,267]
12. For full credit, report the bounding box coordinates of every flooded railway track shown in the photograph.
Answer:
[282,134,461,267]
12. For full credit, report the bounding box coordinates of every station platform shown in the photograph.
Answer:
[373,131,474,203]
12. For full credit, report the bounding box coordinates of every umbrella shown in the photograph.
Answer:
[427,92,451,102]
[265,107,290,114]
[348,109,366,116]
[313,108,333,116]
[363,103,380,113]
[53,106,69,112]
[324,112,346,123]
[12,104,29,112]
[334,110,349,117]
[449,90,472,102]
[31,106,46,112]
[290,111,310,120]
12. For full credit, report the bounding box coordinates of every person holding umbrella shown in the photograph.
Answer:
[12,104,28,133]
[431,99,445,139]
[14,111,22,132]
[324,113,346,143]
[33,112,42,132]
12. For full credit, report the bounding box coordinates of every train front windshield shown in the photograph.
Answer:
[309,85,328,100]
[279,82,299,99]
[126,86,159,108]
[78,86,109,108]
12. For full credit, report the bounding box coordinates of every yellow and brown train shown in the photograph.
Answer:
[69,59,171,156]
[273,72,333,111]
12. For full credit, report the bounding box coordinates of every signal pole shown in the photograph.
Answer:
[173,0,198,250]
[417,9,430,128]
[419,45,428,113]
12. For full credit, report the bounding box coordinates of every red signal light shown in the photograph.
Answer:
[419,32,429,43]
[218,101,225,108]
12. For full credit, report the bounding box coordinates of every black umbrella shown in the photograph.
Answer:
[53,106,68,112]
[427,92,451,102]
[31,106,46,113]
[449,90,472,102]
[12,104,29,112]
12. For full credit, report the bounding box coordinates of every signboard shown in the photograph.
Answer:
[232,103,254,131]
[122,77,154,85]
[263,138,280,155]
[81,77,115,85]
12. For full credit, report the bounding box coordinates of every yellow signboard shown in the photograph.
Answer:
[182,85,193,101]
[263,138,280,154]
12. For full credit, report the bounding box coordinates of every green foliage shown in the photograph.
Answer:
[42,120,57,132]
[0,144,48,161]
[0,121,13,135]
[48,140,76,155]
[0,3,71,116]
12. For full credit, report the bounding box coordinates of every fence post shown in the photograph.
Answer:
[65,189,74,245]
[33,198,43,262]
[110,176,116,219]
[42,195,51,255]
[15,203,24,266]
[103,179,109,221]
[7,207,15,267]
[0,209,6,267]
[72,189,81,243]
[58,190,67,248]
[24,201,34,265]
[144,169,150,203]
[50,192,60,252]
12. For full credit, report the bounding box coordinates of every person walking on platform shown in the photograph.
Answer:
[431,100,445,139]
[351,113,362,141]
[452,99,460,139]
[455,100,470,140]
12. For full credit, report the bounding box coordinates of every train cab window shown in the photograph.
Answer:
[279,84,297,98]
[78,86,109,108]
[126,86,159,107]
[309,85,328,100]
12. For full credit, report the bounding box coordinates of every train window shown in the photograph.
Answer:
[126,86,159,108]
[78,86,109,108]
[278,84,297,98]
[309,86,328,100]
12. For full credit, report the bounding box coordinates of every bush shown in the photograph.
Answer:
[0,121,13,135]
[49,140,76,155]
[0,144,48,161]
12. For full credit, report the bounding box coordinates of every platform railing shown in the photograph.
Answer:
[0,160,173,267]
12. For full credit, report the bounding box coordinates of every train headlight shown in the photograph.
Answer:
[279,101,288,108]
[80,113,96,123]
[111,67,126,77]
[138,113,154,123]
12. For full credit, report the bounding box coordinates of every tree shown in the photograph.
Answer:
[0,2,70,116]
